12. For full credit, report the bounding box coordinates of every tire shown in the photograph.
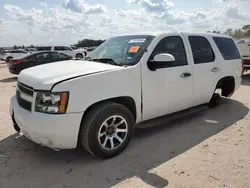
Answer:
[80,102,134,159]
[6,56,13,63]
[76,54,83,59]
[12,115,21,132]
[208,93,221,108]
[13,123,21,132]
[84,52,87,57]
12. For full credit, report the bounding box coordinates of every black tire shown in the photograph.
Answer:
[76,54,83,59]
[208,93,221,108]
[13,123,21,132]
[12,115,21,132]
[80,102,134,159]
[6,56,13,63]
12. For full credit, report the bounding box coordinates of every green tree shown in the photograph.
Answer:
[242,24,250,36]
[75,39,105,48]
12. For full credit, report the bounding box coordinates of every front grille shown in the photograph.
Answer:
[16,82,34,111]
[16,90,32,111]
[244,59,250,65]
[18,82,34,96]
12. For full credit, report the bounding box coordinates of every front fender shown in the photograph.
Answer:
[52,65,142,122]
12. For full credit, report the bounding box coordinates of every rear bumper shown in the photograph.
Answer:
[10,96,83,149]
[243,59,250,68]
[9,67,19,74]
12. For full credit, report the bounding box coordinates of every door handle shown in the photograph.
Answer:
[180,73,192,78]
[211,67,220,72]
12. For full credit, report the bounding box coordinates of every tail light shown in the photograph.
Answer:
[14,60,23,64]
[241,59,244,77]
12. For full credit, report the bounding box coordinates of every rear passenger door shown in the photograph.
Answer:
[187,35,219,105]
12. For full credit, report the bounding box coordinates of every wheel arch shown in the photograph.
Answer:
[76,96,137,147]
[215,76,235,97]
[75,53,83,58]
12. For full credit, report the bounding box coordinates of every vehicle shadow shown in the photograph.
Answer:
[0,77,17,83]
[241,73,250,86]
[0,98,248,188]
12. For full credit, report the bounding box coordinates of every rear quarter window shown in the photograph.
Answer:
[213,37,241,60]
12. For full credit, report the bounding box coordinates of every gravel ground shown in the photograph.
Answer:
[0,61,250,188]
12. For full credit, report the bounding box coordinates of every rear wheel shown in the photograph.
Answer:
[6,56,13,63]
[208,93,221,108]
[76,54,83,59]
[80,102,134,159]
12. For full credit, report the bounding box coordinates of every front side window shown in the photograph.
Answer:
[189,36,215,64]
[51,52,70,60]
[87,35,155,65]
[65,47,72,51]
[35,52,51,61]
[213,37,241,60]
[150,36,187,67]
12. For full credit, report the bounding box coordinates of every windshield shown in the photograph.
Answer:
[87,35,155,65]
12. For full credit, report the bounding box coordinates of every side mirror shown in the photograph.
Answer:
[153,53,175,62]
[148,53,175,71]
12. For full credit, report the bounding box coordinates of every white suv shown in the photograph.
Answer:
[10,32,242,159]
[36,46,87,59]
[1,49,28,62]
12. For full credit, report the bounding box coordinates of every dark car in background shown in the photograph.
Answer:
[8,51,72,74]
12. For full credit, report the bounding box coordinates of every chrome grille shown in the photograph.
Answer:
[16,82,34,111]
[18,82,34,96]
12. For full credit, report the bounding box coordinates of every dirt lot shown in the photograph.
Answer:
[0,61,250,188]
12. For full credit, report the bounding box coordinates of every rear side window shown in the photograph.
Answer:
[36,46,51,51]
[54,46,70,51]
[189,36,215,64]
[213,37,241,60]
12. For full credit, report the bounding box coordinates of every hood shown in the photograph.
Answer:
[18,60,123,90]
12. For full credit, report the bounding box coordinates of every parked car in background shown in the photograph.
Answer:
[25,48,37,53]
[237,39,250,71]
[36,46,87,59]
[8,51,72,74]
[10,32,242,159]
[1,49,28,62]
[86,46,97,52]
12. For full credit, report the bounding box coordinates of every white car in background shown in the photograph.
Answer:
[36,46,87,59]
[237,39,250,71]
[1,49,28,62]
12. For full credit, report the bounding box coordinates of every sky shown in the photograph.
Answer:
[0,0,250,46]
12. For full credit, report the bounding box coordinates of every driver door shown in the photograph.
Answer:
[141,34,194,121]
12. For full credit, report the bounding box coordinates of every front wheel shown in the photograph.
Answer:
[80,102,134,159]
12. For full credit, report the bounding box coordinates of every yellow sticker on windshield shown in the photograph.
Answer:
[128,46,140,53]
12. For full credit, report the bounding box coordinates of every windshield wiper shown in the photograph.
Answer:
[92,58,123,66]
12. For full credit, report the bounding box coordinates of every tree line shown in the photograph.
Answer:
[10,39,105,49]
[224,25,250,39]
[75,39,105,48]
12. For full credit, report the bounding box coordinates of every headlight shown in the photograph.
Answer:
[35,91,69,114]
